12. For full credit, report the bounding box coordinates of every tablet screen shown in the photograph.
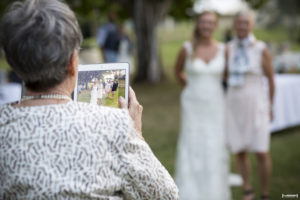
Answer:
[74,63,129,108]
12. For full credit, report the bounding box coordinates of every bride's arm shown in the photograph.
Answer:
[174,47,187,87]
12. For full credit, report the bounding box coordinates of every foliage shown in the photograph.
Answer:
[78,71,101,88]
[0,0,195,82]
[168,0,194,20]
[0,0,12,18]
[255,0,300,42]
[276,0,300,15]
[66,0,194,22]
[66,0,131,21]
[243,0,269,9]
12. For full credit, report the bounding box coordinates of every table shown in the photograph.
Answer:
[271,74,300,132]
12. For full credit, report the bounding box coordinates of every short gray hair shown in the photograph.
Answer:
[234,10,255,23]
[0,0,83,92]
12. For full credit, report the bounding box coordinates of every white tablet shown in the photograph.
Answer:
[74,63,129,108]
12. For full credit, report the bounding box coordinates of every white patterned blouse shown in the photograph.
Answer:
[0,101,178,200]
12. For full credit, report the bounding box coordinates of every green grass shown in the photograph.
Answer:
[230,126,300,199]
[133,81,300,200]
[78,86,125,108]
[135,22,300,199]
[133,82,181,175]
[104,87,125,107]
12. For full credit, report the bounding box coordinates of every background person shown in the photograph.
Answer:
[97,79,104,105]
[105,79,112,98]
[0,0,179,199]
[174,10,230,200]
[117,24,135,73]
[111,79,119,98]
[225,11,275,200]
[90,80,98,105]
[97,11,121,62]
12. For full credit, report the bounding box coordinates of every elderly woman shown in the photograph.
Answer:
[225,11,275,200]
[0,0,178,199]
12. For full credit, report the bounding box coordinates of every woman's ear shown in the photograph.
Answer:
[67,52,78,76]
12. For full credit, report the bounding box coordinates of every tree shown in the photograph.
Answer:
[243,0,269,9]
[133,0,194,83]
[0,0,194,83]
[67,0,194,83]
[133,0,172,83]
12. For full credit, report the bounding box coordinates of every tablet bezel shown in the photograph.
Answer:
[74,62,129,105]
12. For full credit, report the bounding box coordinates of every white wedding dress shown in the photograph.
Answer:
[90,84,98,105]
[175,41,230,200]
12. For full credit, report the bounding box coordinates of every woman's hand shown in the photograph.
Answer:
[119,87,143,138]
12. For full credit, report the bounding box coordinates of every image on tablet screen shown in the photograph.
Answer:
[77,69,126,108]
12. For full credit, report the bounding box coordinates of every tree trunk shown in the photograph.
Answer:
[133,0,172,83]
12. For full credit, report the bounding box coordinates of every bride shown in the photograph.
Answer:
[90,80,98,105]
[174,10,231,200]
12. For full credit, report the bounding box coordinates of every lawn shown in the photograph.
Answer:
[78,86,125,108]
[133,81,300,200]
[130,22,300,199]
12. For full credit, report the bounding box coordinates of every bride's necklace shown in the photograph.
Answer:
[21,94,72,102]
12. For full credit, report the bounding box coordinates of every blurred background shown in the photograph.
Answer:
[0,0,299,199]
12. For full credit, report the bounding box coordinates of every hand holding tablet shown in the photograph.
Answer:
[119,87,143,137]
[74,62,143,136]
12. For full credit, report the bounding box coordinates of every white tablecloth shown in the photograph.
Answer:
[271,74,300,132]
